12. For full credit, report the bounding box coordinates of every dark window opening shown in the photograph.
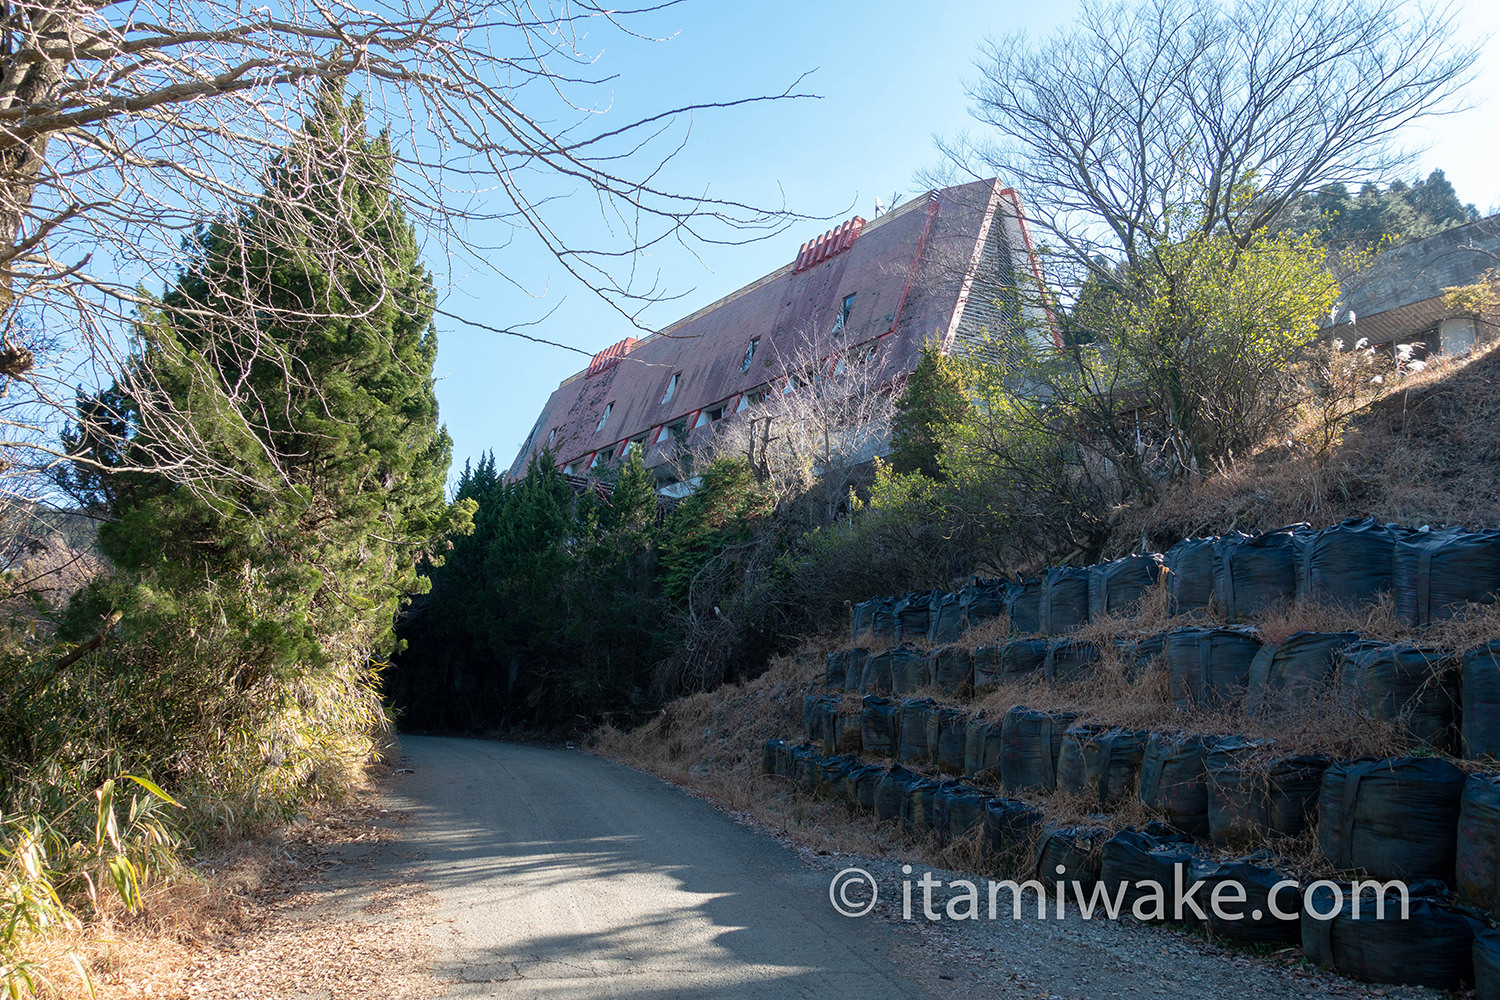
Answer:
[740,337,759,373]
[832,293,856,335]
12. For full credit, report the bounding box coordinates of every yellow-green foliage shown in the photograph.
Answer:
[1444,268,1500,315]
[1,776,178,998]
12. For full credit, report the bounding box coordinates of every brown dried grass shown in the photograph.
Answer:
[1125,340,1500,547]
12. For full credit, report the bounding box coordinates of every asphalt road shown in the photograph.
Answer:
[387,736,937,999]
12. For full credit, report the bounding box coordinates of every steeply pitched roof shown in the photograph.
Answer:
[508,179,1028,477]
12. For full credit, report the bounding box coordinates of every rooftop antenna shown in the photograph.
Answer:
[873,196,886,218]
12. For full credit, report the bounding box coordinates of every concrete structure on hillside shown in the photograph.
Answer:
[1336,215,1500,357]
[507,178,1050,491]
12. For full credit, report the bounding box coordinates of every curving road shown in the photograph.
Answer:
[386,736,936,999]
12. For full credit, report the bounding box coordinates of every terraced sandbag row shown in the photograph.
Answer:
[763,738,1488,991]
[806,694,1500,901]
[809,700,1335,845]
[854,519,1500,650]
[828,630,1487,757]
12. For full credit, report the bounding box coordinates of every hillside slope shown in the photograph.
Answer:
[1128,342,1500,547]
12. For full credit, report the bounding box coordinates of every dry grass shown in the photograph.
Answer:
[1125,340,1500,547]
[27,766,435,1000]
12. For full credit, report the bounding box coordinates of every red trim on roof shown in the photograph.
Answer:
[793,217,866,273]
[587,337,640,376]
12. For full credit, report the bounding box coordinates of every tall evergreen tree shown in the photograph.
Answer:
[888,346,971,480]
[62,81,466,812]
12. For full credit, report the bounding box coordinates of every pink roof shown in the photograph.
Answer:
[508,178,1036,478]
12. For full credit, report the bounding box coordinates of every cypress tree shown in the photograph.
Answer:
[63,81,466,811]
[888,346,971,480]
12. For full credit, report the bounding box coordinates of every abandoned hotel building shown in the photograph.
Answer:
[506,178,1052,493]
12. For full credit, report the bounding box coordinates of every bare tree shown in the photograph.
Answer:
[941,0,1478,285]
[711,314,900,522]
[0,0,805,495]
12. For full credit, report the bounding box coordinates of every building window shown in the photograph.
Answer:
[739,337,759,373]
[595,402,613,433]
[693,405,727,429]
[546,428,556,447]
[832,293,855,335]
[738,388,768,411]
[623,435,646,458]
[656,420,687,445]
[661,372,681,405]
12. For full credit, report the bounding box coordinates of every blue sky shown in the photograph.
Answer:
[430,0,1500,482]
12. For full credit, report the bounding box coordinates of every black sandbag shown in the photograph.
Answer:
[1214,526,1305,621]
[802,692,828,741]
[1245,630,1359,718]
[1302,884,1480,990]
[1040,566,1091,634]
[1457,774,1500,914]
[1165,627,1261,709]
[1478,929,1500,1000]
[860,695,900,757]
[1035,825,1105,889]
[1098,829,1209,922]
[964,714,1004,778]
[1341,640,1460,751]
[874,765,916,822]
[1318,756,1466,882]
[830,712,863,755]
[1114,632,1167,682]
[761,739,785,777]
[842,647,869,694]
[850,599,879,640]
[774,740,809,779]
[792,746,822,794]
[984,797,1045,864]
[1201,861,1300,945]
[1465,640,1500,760]
[1055,724,1107,798]
[1006,579,1043,635]
[930,645,974,694]
[819,755,855,800]
[903,776,943,835]
[1396,527,1500,626]
[1138,732,1222,837]
[1165,537,1217,614]
[936,783,990,844]
[889,644,930,694]
[1057,726,1147,808]
[927,706,969,775]
[1266,754,1332,837]
[960,579,1007,628]
[1000,706,1077,794]
[817,697,841,754]
[999,638,1050,680]
[871,597,897,639]
[1089,554,1164,619]
[894,590,938,641]
[825,650,847,689]
[1205,736,1277,847]
[1296,517,1409,608]
[963,712,992,775]
[859,649,893,695]
[972,645,1004,693]
[897,698,936,765]
[1045,638,1100,685]
[850,763,885,813]
[928,592,965,643]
